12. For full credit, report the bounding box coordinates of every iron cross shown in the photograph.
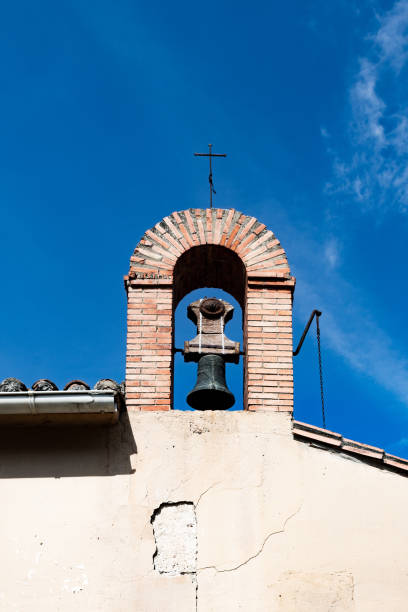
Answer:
[194,144,227,208]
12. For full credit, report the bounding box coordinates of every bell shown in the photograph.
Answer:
[187,354,235,410]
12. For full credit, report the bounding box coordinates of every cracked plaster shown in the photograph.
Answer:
[151,502,197,575]
[2,411,408,611]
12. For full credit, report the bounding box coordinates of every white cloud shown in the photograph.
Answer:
[374,0,408,70]
[256,203,408,411]
[295,275,408,409]
[326,0,408,212]
[320,126,330,139]
[350,58,385,147]
[323,238,340,269]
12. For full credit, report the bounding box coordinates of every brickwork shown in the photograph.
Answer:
[125,208,295,411]
[126,287,173,411]
[246,287,293,411]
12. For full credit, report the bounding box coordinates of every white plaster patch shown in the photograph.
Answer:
[62,571,89,594]
[151,502,197,575]
[276,571,354,610]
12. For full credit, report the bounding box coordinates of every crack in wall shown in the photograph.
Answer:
[150,491,301,612]
[195,481,222,508]
[197,505,303,574]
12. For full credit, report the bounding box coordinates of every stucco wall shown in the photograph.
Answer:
[1,411,408,611]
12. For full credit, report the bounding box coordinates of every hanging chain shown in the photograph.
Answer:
[315,314,326,429]
[198,298,203,354]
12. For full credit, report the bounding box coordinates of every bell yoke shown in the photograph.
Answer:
[184,297,240,410]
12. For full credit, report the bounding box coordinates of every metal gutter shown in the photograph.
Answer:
[0,390,119,426]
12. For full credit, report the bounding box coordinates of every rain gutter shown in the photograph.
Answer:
[0,390,119,426]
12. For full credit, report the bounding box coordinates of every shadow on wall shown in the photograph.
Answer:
[0,411,137,479]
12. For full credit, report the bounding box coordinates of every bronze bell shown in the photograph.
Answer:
[187,354,235,410]
[184,297,240,410]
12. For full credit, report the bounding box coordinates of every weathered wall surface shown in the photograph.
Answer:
[1,411,408,611]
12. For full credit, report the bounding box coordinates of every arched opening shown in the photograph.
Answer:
[173,245,247,411]
[174,288,243,411]
[173,245,247,310]
[126,210,294,414]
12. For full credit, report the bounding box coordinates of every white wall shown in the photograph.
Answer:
[1,411,408,611]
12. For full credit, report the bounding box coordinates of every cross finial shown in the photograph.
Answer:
[194,144,227,208]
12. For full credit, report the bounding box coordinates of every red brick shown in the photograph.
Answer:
[126,208,294,412]
[196,216,206,244]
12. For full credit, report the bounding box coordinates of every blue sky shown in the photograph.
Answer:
[1,0,408,456]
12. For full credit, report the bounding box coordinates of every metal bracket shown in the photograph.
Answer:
[293,309,322,356]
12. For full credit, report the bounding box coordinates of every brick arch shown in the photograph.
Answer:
[128,208,291,281]
[173,244,246,309]
[125,209,295,413]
